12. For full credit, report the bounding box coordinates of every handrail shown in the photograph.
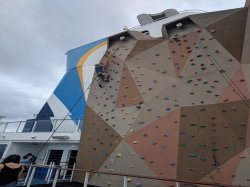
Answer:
[179,9,208,13]
[2,118,83,124]
[0,118,82,134]
[28,164,246,187]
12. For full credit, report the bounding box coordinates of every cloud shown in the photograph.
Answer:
[0,0,246,121]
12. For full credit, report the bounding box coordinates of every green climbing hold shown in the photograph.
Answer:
[200,101,204,104]
[200,125,206,128]
[200,108,206,112]
[179,144,186,147]
[200,157,206,161]
[191,135,196,138]
[200,144,206,148]
[190,123,196,126]
[187,80,193,84]
[189,153,197,158]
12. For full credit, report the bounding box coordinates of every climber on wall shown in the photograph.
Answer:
[95,63,110,88]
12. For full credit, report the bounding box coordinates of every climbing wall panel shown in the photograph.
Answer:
[75,106,122,175]
[233,149,250,186]
[126,41,176,78]
[216,100,249,147]
[241,5,250,64]
[127,39,164,59]
[87,56,124,119]
[128,30,154,40]
[89,141,165,187]
[127,109,180,180]
[242,64,250,93]
[75,6,250,186]
[99,106,141,137]
[200,150,244,185]
[206,9,248,62]
[131,78,183,132]
[219,67,250,103]
[126,63,169,103]
[178,72,230,106]
[177,101,248,181]
[115,64,144,108]
[180,29,240,78]
[109,37,137,61]
[189,8,242,27]
[246,109,250,147]
[168,31,201,76]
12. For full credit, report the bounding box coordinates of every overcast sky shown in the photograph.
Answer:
[0,0,246,121]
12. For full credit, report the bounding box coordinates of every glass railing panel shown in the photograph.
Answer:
[33,120,54,132]
[22,120,35,132]
[4,122,20,133]
[0,119,80,133]
[17,121,26,132]
[54,119,78,133]
[0,123,6,133]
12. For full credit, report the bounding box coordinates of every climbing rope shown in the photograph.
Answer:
[196,39,250,107]
[177,25,250,108]
[176,26,249,171]
[35,35,127,158]
[35,75,98,157]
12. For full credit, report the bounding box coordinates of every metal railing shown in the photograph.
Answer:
[18,162,76,187]
[20,164,246,187]
[129,9,207,30]
[0,119,82,134]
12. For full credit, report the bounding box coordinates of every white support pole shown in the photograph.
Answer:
[27,167,36,187]
[52,168,60,187]
[47,162,55,184]
[176,182,180,187]
[45,162,53,181]
[123,176,127,187]
[76,120,80,132]
[70,163,76,182]
[24,165,33,185]
[62,163,67,180]
[83,172,90,187]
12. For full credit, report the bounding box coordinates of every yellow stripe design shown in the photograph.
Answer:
[77,41,107,92]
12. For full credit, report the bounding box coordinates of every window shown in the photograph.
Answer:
[66,150,78,175]
[0,144,7,159]
[151,13,166,21]
[47,150,63,165]
[33,120,53,132]
[22,120,35,132]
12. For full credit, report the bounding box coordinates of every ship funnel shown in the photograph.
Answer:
[137,9,179,26]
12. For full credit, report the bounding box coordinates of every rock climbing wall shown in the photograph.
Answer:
[75,7,250,187]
